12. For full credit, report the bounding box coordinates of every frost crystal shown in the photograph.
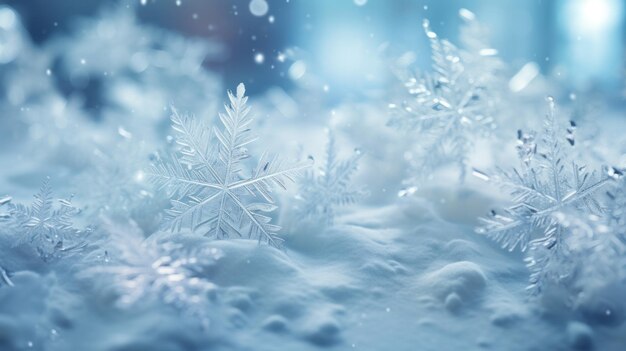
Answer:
[3,179,89,261]
[389,9,500,186]
[84,219,220,329]
[564,174,626,288]
[297,131,368,224]
[150,84,309,247]
[477,98,614,294]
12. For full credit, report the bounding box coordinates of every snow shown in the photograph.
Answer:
[2,180,626,349]
[0,2,625,351]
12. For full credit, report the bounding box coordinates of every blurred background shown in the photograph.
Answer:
[3,0,625,98]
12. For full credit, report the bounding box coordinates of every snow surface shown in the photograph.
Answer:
[2,177,626,350]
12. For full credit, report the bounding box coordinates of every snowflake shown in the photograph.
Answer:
[2,179,89,261]
[296,131,368,225]
[150,84,309,247]
[83,218,221,329]
[476,97,615,294]
[389,9,500,186]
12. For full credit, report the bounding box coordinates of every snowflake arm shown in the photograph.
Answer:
[0,265,14,287]
[567,175,626,285]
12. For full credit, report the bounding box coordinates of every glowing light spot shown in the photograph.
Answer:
[567,0,621,32]
[0,6,17,28]
[288,60,306,80]
[508,62,539,92]
[254,52,265,64]
[249,0,269,17]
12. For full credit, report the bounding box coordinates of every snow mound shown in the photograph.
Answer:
[419,261,487,311]
[567,321,594,350]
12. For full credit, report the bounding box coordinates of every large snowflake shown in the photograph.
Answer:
[389,9,501,186]
[296,131,367,225]
[1,179,89,261]
[476,97,615,294]
[150,84,308,247]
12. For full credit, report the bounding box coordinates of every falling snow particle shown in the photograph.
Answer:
[249,0,269,17]
[288,60,306,80]
[354,0,368,6]
[254,52,265,64]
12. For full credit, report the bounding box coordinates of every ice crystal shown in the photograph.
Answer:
[476,98,615,294]
[2,179,89,261]
[561,174,626,289]
[150,84,309,247]
[296,131,368,224]
[84,219,221,329]
[389,9,500,186]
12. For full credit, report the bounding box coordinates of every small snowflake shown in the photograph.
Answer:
[296,131,368,224]
[150,84,309,247]
[3,178,89,261]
